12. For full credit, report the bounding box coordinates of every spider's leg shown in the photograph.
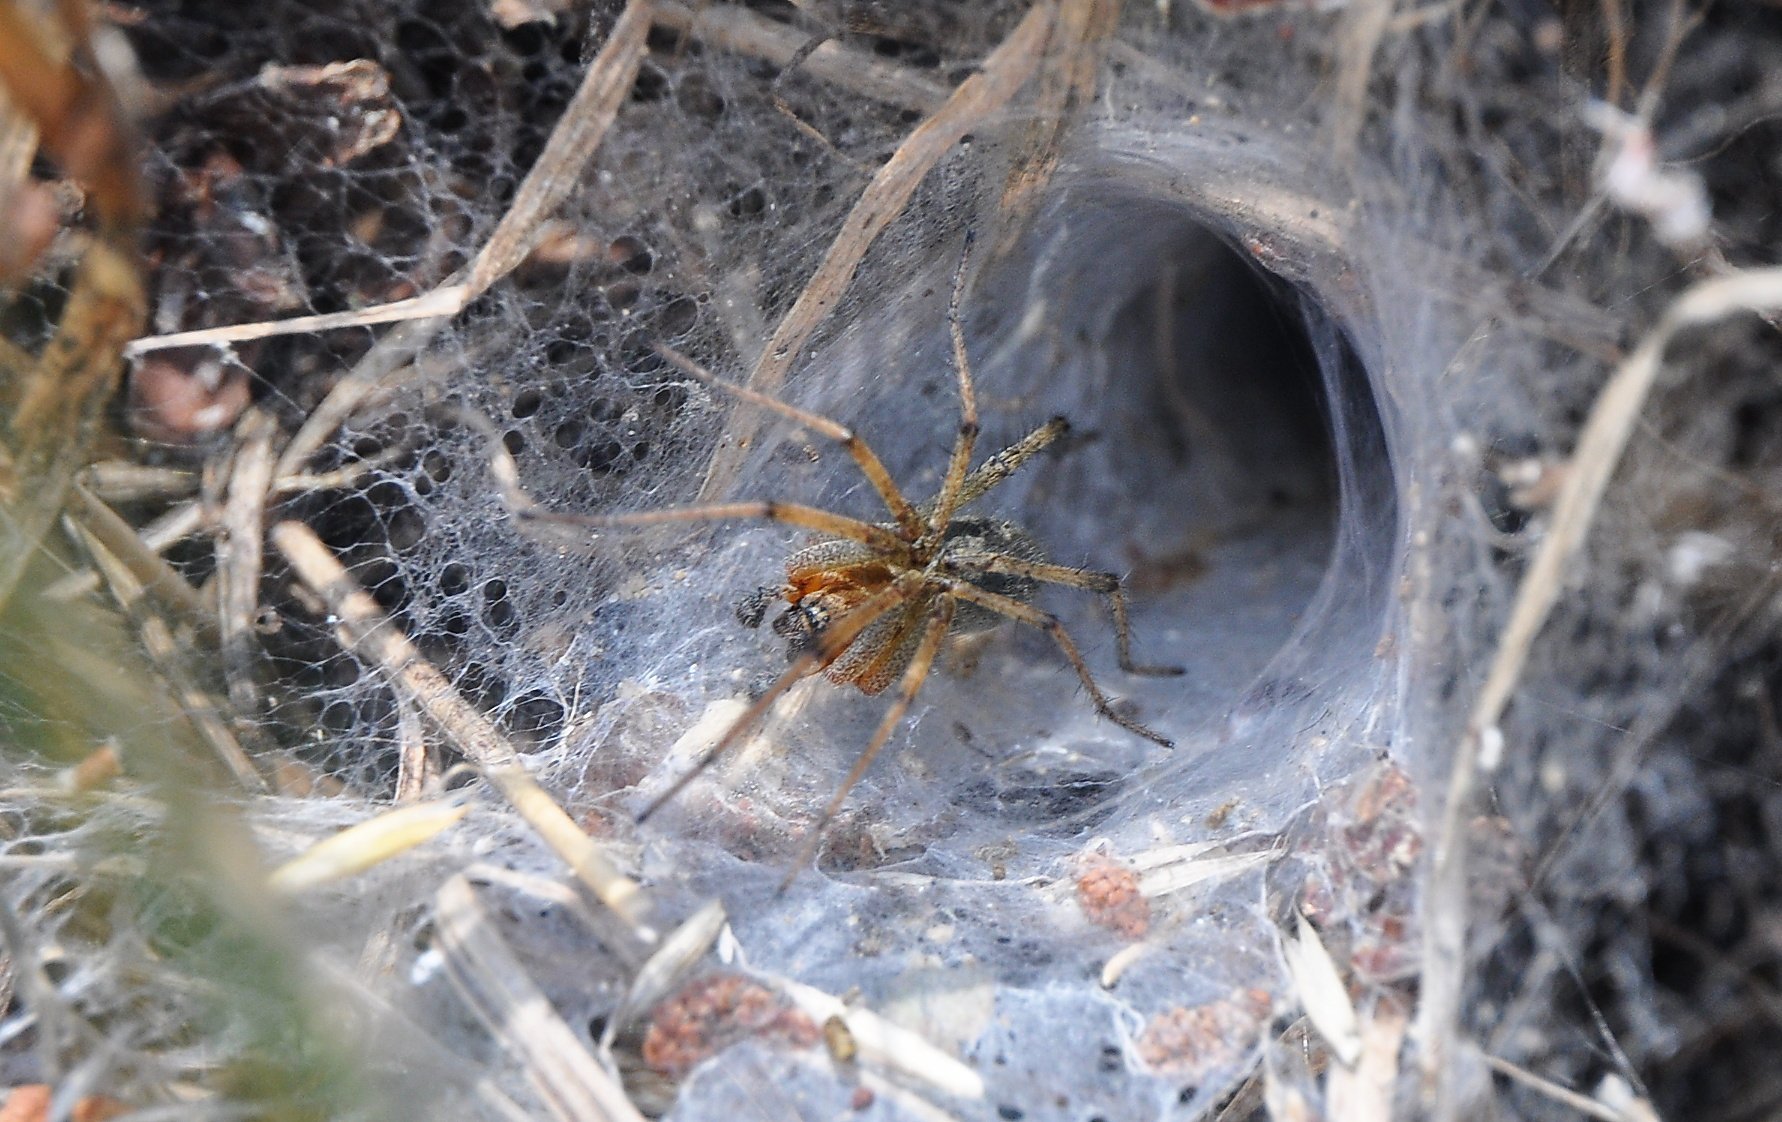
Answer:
[471,397,913,557]
[637,573,925,823]
[940,579,1175,748]
[918,235,983,550]
[943,552,1184,676]
[656,343,923,540]
[954,416,1068,508]
[517,502,912,560]
[780,597,955,891]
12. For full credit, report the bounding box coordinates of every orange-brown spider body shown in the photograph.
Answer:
[740,517,1044,694]
[490,236,1181,880]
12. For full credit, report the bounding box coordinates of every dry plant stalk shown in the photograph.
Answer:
[1417,265,1782,1117]
[0,3,145,613]
[270,520,652,932]
[994,0,1123,258]
[697,1,1058,499]
[433,876,649,1122]
[651,0,948,113]
[71,519,266,791]
[219,410,278,710]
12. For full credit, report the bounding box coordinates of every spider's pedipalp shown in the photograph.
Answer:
[655,343,924,540]
[941,551,1185,677]
[736,586,783,628]
[940,578,1175,749]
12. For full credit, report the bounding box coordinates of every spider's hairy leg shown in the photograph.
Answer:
[654,343,924,540]
[780,597,956,892]
[461,398,912,558]
[919,234,983,551]
[518,501,913,560]
[943,552,1185,676]
[637,572,927,824]
[941,579,1175,749]
[955,416,1069,508]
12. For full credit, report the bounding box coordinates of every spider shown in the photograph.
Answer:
[488,240,1181,873]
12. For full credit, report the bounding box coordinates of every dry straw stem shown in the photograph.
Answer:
[0,6,145,614]
[433,875,650,1122]
[270,520,652,934]
[62,483,211,633]
[651,0,948,113]
[1327,1001,1408,1122]
[992,0,1121,258]
[1480,1054,1657,1122]
[73,519,267,791]
[697,1,1058,500]
[1326,0,1394,163]
[1417,265,1782,1115]
[777,977,985,1102]
[267,797,471,894]
[219,410,278,710]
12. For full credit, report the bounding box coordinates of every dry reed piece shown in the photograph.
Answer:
[433,876,649,1122]
[697,1,1058,499]
[270,520,652,934]
[1417,265,1782,1118]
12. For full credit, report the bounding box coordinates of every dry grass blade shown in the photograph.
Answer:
[270,520,653,936]
[268,798,470,894]
[652,0,948,113]
[1282,913,1361,1068]
[433,875,650,1122]
[993,0,1121,258]
[0,5,145,614]
[62,484,210,632]
[600,900,726,1051]
[697,1,1057,499]
[1418,265,1782,1115]
[73,520,267,792]
[219,410,277,710]
[778,977,986,1101]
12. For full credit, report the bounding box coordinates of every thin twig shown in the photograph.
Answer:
[697,1,1056,500]
[270,520,653,935]
[219,409,277,710]
[60,485,210,631]
[433,876,650,1122]
[992,0,1121,259]
[74,520,267,792]
[1417,266,1782,1118]
[652,0,948,113]
[1482,1053,1645,1122]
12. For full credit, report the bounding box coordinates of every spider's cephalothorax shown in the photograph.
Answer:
[499,238,1182,878]
[740,517,1046,691]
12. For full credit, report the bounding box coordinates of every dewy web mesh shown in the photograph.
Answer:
[5,0,1782,1119]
